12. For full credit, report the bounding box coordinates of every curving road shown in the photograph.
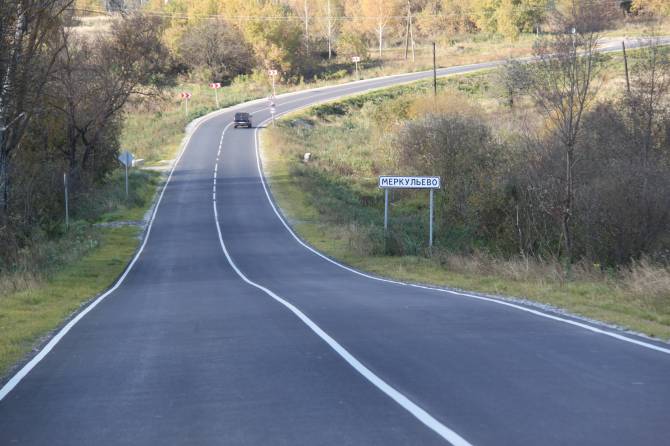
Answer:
[1,50,670,446]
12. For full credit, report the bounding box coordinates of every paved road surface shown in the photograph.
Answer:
[1,45,669,445]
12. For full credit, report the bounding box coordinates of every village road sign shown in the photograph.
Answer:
[352,56,361,62]
[378,175,441,247]
[379,176,440,189]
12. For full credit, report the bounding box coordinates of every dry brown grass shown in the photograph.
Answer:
[619,259,670,305]
[69,15,113,37]
[0,271,41,298]
[438,251,600,284]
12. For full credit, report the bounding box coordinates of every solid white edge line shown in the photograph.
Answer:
[211,157,471,445]
[3,40,664,401]
[253,112,670,357]
[0,101,260,401]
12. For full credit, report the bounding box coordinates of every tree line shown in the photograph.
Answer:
[0,2,174,268]
[132,0,667,64]
[75,0,665,85]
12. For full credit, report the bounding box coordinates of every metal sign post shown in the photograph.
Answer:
[429,188,434,247]
[352,56,361,79]
[118,150,134,199]
[209,82,221,108]
[268,69,278,97]
[180,92,192,116]
[432,42,437,97]
[379,176,441,248]
[268,96,276,126]
[64,173,69,230]
[384,188,389,231]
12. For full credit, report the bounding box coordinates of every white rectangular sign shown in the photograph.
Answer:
[379,176,440,189]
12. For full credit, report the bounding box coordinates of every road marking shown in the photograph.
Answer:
[252,115,670,357]
[211,175,471,445]
[4,41,664,402]
[0,98,267,401]
[0,100,215,402]
[0,86,350,401]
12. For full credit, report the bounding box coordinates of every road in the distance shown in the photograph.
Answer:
[1,42,670,446]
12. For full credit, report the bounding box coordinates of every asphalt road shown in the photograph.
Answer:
[2,47,670,446]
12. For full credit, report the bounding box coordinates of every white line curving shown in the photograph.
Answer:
[253,114,670,357]
[212,124,472,444]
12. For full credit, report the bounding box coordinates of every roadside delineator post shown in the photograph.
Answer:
[268,69,278,97]
[180,91,192,116]
[209,82,221,108]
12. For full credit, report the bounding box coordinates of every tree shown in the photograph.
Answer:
[361,0,401,58]
[632,0,670,17]
[527,0,611,262]
[48,14,172,187]
[396,111,507,249]
[499,58,532,107]
[496,0,519,40]
[516,0,550,33]
[336,29,369,60]
[572,100,670,265]
[472,0,501,33]
[286,0,320,51]
[178,19,255,83]
[242,2,306,75]
[627,36,670,166]
[0,0,73,223]
[321,0,344,59]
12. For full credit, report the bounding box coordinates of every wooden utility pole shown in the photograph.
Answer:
[327,0,333,59]
[404,1,410,60]
[433,42,437,96]
[403,1,415,62]
[304,0,309,51]
[622,41,631,95]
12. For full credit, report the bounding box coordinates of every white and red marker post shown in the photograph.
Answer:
[268,69,278,97]
[180,91,192,116]
[209,82,221,108]
[267,95,276,126]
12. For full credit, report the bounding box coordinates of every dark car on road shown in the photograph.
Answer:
[233,112,252,128]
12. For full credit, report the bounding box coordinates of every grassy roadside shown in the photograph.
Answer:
[0,226,140,376]
[0,170,160,378]
[260,78,670,342]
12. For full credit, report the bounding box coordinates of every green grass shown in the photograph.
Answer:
[0,169,161,379]
[0,226,140,376]
[261,76,670,341]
